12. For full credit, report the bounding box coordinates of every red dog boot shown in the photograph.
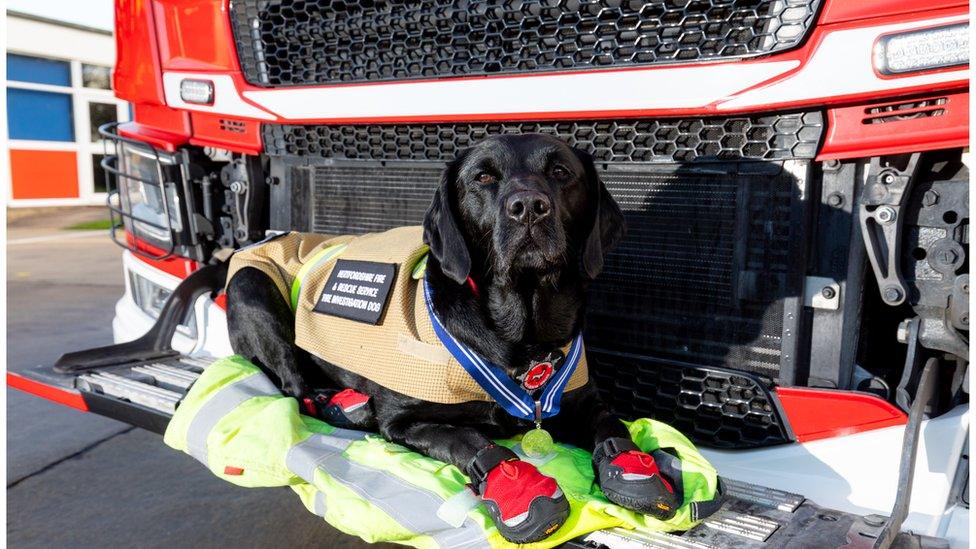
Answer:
[306,388,374,429]
[593,437,681,520]
[469,445,569,543]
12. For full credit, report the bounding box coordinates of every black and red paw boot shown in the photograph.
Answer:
[469,445,569,543]
[593,437,681,520]
[303,388,374,429]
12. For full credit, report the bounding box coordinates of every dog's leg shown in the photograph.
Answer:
[226,267,309,399]
[549,382,682,520]
[380,418,570,543]
[380,419,492,468]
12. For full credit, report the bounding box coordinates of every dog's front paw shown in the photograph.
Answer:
[301,388,375,429]
[469,445,569,543]
[593,437,681,520]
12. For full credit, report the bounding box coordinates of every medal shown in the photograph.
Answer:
[518,350,563,391]
[522,401,555,459]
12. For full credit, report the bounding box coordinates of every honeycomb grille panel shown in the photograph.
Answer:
[231,0,821,87]
[589,351,791,448]
[264,112,824,163]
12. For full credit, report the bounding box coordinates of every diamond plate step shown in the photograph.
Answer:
[722,478,805,513]
[703,509,781,542]
[584,528,719,549]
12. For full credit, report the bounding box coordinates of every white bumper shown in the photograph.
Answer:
[112,251,232,358]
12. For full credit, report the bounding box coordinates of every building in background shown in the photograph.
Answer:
[4,10,129,207]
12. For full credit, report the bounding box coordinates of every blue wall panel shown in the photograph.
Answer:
[7,88,75,142]
[7,54,71,86]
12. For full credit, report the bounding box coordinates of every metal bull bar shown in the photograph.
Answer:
[98,122,199,261]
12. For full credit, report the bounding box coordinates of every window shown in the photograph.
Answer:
[88,102,118,142]
[7,88,74,141]
[5,52,128,201]
[82,64,112,90]
[7,53,71,86]
[92,154,107,193]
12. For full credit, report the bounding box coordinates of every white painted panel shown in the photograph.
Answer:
[239,62,799,120]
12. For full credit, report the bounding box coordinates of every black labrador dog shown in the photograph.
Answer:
[226,134,678,543]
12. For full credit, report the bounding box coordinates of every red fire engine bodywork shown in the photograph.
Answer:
[114,0,969,161]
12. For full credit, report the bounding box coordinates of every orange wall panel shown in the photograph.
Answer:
[10,150,80,199]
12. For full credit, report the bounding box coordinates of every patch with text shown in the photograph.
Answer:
[314,260,397,324]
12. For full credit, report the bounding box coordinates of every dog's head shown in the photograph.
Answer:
[423,134,625,285]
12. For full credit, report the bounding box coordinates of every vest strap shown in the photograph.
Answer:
[468,444,519,484]
[290,243,348,311]
[593,437,640,465]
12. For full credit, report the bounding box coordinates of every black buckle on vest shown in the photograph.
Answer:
[593,437,639,465]
[468,444,518,485]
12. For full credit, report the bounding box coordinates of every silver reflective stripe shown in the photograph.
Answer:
[185,373,280,465]
[287,434,489,549]
[286,431,361,482]
[312,491,327,518]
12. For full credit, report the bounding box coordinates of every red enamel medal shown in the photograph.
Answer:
[519,350,565,391]
[522,362,554,390]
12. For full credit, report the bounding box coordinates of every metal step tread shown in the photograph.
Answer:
[76,356,214,414]
[577,477,900,549]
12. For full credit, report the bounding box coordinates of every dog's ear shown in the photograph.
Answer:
[575,148,625,279]
[423,152,472,285]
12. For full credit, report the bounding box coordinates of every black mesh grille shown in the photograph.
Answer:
[586,168,796,381]
[265,112,824,163]
[589,352,791,447]
[231,0,821,87]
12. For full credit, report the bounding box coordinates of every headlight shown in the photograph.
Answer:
[874,23,969,75]
[117,142,183,246]
[128,271,197,337]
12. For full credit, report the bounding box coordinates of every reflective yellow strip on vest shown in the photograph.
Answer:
[185,373,280,466]
[286,433,490,549]
[411,252,429,280]
[290,243,348,311]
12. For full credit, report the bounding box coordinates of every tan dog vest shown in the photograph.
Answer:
[227,226,589,404]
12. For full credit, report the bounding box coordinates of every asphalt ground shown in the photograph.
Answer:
[6,209,373,548]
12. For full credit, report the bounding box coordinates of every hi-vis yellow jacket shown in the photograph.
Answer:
[226,226,589,404]
[165,356,722,549]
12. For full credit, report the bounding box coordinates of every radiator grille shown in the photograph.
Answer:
[587,169,794,380]
[232,0,821,87]
[265,113,824,164]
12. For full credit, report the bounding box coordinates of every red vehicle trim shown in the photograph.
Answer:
[7,372,89,412]
[775,387,908,442]
[189,112,263,154]
[117,117,190,153]
[818,90,969,160]
[126,233,199,278]
[113,0,167,105]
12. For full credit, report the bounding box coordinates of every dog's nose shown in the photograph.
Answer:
[505,191,552,224]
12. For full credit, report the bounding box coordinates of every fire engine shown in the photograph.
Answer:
[9,0,969,547]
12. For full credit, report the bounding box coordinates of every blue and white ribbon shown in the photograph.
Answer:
[422,280,584,422]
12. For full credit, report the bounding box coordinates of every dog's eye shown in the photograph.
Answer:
[550,165,570,180]
[476,172,497,185]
